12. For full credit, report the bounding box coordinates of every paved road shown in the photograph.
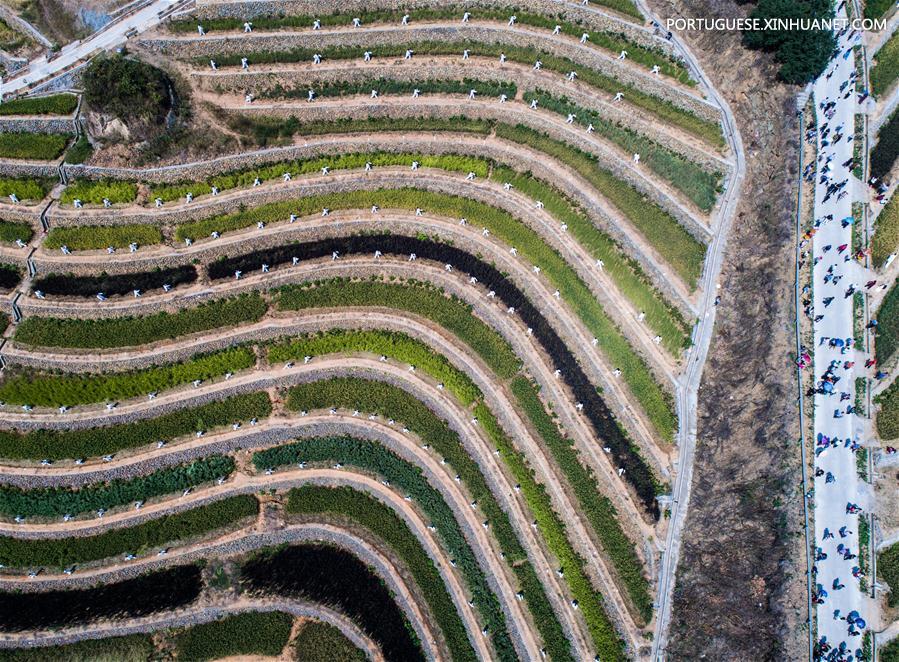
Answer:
[812,19,869,661]
[0,0,179,98]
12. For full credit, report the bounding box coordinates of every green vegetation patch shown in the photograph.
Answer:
[83,55,171,125]
[0,456,234,519]
[173,611,293,661]
[875,377,899,440]
[872,193,899,268]
[0,495,257,568]
[277,278,520,378]
[0,177,52,202]
[0,392,271,460]
[178,186,675,440]
[0,347,256,406]
[0,634,153,661]
[288,484,484,662]
[876,280,899,366]
[265,77,517,101]
[292,620,366,662]
[878,539,899,606]
[64,135,93,164]
[15,293,266,348]
[60,179,137,205]
[872,108,899,180]
[873,30,899,97]
[0,220,33,244]
[44,224,161,251]
[0,133,68,160]
[283,378,572,659]
[0,94,78,116]
[0,264,21,290]
[511,376,651,622]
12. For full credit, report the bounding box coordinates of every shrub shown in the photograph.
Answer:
[0,177,52,202]
[83,55,170,125]
[0,634,154,661]
[876,281,899,366]
[511,377,651,623]
[288,484,483,662]
[44,224,161,251]
[241,544,423,661]
[269,329,481,405]
[875,377,899,440]
[0,220,33,244]
[0,347,255,406]
[150,152,487,202]
[209,41,720,146]
[872,189,899,267]
[293,621,366,662]
[60,179,137,204]
[33,265,196,297]
[522,90,720,211]
[173,611,292,661]
[0,94,78,116]
[64,134,93,164]
[879,540,899,606]
[0,392,271,460]
[199,192,678,443]
[872,30,899,97]
[284,379,619,658]
[276,278,520,378]
[0,495,257,568]
[882,636,899,662]
[0,264,21,290]
[15,293,266,348]
[0,565,201,631]
[0,133,68,160]
[742,0,836,84]
[0,456,234,518]
[281,380,571,659]
[871,108,899,180]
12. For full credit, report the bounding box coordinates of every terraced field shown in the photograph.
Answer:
[0,0,740,658]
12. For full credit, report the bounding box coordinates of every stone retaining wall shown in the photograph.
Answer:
[0,117,76,134]
[140,23,717,120]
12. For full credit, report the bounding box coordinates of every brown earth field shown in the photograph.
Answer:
[648,0,809,658]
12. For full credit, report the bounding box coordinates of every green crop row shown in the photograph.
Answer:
[496,122,706,289]
[149,152,487,202]
[264,77,516,101]
[64,135,93,164]
[173,611,293,661]
[0,220,33,244]
[0,346,256,406]
[292,620,366,661]
[511,376,651,623]
[490,165,691,351]
[0,494,258,568]
[872,30,899,97]
[0,455,235,519]
[174,2,651,50]
[0,634,155,661]
[285,376,623,659]
[879,540,899,607]
[0,94,78,116]
[0,177,52,202]
[876,281,899,367]
[44,224,162,251]
[872,193,899,268]
[523,89,721,211]
[15,293,267,349]
[287,475,491,660]
[207,40,720,146]
[0,133,68,160]
[0,264,20,290]
[276,277,520,378]
[283,377,572,660]
[0,392,271,460]
[60,179,137,205]
[875,377,899,441]
[269,329,482,405]
[181,186,674,439]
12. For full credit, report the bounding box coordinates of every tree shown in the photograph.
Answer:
[743,0,837,84]
[82,54,171,124]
